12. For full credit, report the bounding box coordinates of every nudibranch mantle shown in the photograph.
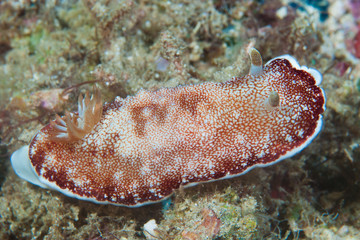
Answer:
[11,49,326,207]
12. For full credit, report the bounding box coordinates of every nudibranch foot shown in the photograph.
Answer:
[11,48,326,207]
[11,145,48,188]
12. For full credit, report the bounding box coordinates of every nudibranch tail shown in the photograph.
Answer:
[48,88,102,142]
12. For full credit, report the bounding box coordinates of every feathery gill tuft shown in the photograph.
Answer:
[48,88,102,142]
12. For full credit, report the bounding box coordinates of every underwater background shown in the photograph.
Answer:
[1,0,360,239]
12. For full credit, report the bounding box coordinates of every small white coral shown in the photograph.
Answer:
[143,219,159,240]
[48,88,102,142]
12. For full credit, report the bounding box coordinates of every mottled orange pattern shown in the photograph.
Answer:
[27,54,325,206]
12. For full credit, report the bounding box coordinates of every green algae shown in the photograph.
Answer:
[158,187,265,239]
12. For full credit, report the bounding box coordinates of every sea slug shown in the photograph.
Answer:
[11,48,326,207]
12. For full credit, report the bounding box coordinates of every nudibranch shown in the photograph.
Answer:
[11,48,325,207]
